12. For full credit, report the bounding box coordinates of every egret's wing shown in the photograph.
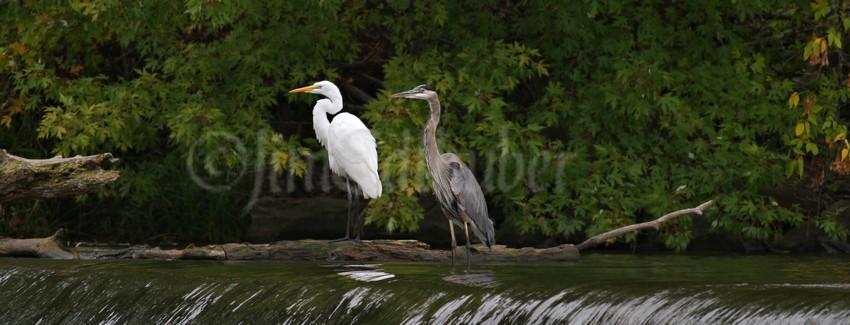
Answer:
[442,153,494,246]
[328,113,382,198]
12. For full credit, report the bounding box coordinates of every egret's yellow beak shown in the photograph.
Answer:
[289,84,319,93]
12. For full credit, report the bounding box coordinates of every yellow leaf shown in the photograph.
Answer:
[842,148,849,161]
[788,92,800,109]
[836,133,846,141]
[795,122,805,136]
[277,152,288,164]
[820,38,828,53]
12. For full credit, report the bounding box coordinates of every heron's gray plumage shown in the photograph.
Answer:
[392,84,496,265]
[444,153,494,246]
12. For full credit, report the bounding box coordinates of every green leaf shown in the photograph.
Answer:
[806,142,819,155]
[828,28,843,48]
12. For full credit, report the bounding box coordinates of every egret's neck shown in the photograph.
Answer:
[423,95,443,175]
[311,109,329,147]
[312,97,342,147]
[325,90,343,113]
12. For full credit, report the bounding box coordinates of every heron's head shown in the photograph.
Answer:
[289,80,339,97]
[391,84,436,101]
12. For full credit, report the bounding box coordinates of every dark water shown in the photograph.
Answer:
[1,254,849,324]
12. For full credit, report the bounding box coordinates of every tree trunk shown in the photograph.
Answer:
[0,149,119,203]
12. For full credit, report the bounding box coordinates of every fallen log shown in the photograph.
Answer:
[0,201,712,261]
[70,240,581,262]
[0,229,73,259]
[0,149,120,203]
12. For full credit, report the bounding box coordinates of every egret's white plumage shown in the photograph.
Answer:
[327,113,382,198]
[290,80,382,239]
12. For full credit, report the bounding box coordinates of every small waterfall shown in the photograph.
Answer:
[1,255,849,324]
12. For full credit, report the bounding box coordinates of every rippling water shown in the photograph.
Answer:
[1,254,849,324]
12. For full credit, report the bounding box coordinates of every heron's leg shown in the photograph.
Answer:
[440,207,457,267]
[448,219,457,267]
[463,221,472,268]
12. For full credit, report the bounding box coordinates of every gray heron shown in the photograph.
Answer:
[392,84,495,267]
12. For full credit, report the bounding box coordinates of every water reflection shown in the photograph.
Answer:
[442,269,499,288]
[330,264,396,282]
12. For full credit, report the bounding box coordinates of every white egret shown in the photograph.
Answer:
[290,81,382,240]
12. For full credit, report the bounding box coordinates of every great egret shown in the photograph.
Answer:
[290,81,382,240]
[391,84,495,267]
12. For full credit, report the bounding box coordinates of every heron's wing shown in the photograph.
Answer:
[327,113,382,198]
[442,153,494,246]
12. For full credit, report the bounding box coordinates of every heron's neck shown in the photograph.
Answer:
[423,95,443,175]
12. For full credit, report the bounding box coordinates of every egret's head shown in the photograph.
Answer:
[391,84,437,101]
[289,80,339,97]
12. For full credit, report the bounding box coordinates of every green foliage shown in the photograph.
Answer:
[1,0,848,249]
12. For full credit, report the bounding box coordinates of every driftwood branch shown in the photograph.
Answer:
[0,229,73,259]
[0,149,119,203]
[576,200,715,251]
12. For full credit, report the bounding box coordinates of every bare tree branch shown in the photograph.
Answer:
[576,200,715,251]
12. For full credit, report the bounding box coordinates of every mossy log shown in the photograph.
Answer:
[0,149,120,203]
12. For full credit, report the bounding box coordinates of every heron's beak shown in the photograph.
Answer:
[391,88,419,98]
[289,84,319,93]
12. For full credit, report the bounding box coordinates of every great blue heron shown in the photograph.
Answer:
[391,84,495,267]
[290,81,382,240]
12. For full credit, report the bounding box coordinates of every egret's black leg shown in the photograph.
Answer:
[332,179,353,242]
[343,178,354,239]
[354,187,364,242]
